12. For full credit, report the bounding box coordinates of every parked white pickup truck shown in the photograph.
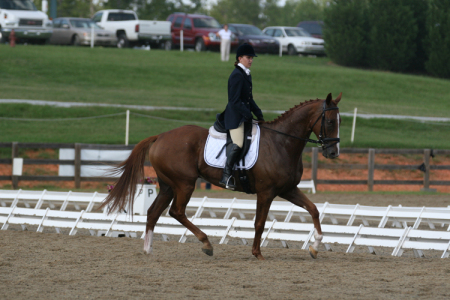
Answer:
[0,0,52,44]
[92,9,171,48]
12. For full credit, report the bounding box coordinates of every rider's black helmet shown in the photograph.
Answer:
[236,43,258,60]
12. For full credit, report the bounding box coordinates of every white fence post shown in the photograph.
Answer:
[279,42,282,57]
[180,30,184,52]
[125,110,129,146]
[41,0,48,14]
[351,108,357,143]
[90,25,94,48]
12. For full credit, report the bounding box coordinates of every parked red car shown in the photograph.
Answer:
[166,13,238,52]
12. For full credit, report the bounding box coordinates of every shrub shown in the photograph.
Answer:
[323,0,369,67]
[425,0,450,78]
[367,0,417,72]
[406,0,429,72]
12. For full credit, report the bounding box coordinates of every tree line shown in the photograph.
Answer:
[324,0,450,78]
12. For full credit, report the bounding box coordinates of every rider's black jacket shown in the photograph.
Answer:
[218,65,264,130]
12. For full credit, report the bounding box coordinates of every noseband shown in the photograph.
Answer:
[259,101,340,150]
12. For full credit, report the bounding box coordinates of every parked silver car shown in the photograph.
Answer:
[262,26,325,56]
[50,17,117,46]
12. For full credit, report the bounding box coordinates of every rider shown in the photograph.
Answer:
[218,43,265,190]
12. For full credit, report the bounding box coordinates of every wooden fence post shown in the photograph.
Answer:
[311,147,318,184]
[74,143,81,189]
[421,149,436,192]
[368,149,375,192]
[11,142,19,189]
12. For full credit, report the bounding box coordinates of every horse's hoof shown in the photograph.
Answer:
[309,245,318,259]
[202,248,213,256]
[256,255,265,261]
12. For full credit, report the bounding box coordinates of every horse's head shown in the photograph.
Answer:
[310,93,342,159]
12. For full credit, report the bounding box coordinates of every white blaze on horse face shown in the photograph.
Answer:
[312,228,323,251]
[143,230,154,254]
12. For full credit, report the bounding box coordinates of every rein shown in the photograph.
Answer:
[259,101,340,149]
[258,126,320,144]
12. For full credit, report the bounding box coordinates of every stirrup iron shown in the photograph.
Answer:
[225,176,235,190]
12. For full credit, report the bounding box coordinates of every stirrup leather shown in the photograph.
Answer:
[219,143,242,190]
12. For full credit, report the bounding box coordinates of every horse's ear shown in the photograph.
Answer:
[335,92,342,104]
[326,93,332,105]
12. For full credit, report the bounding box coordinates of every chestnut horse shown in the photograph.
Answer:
[100,93,342,260]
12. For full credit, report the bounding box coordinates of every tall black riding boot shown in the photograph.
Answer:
[219,143,242,190]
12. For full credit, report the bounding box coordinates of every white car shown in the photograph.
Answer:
[262,26,325,56]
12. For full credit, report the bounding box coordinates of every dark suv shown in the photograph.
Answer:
[297,21,323,39]
[166,13,238,51]
[228,23,279,54]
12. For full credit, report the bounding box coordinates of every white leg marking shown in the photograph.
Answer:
[143,229,154,254]
[312,228,323,251]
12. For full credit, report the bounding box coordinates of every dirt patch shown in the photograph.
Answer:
[2,193,450,299]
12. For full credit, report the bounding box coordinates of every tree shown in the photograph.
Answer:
[137,0,176,20]
[262,0,324,28]
[367,0,417,72]
[425,0,450,78]
[209,0,262,26]
[406,0,429,72]
[56,0,94,18]
[101,0,135,10]
[323,0,369,67]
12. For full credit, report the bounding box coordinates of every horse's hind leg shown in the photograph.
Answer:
[143,180,174,254]
[279,188,323,259]
[169,183,214,256]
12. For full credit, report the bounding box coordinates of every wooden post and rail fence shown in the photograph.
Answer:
[1,142,449,191]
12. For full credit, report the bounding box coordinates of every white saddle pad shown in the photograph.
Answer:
[204,124,260,170]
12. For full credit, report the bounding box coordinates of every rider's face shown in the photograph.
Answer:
[239,55,253,69]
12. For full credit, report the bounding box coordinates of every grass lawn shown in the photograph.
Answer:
[0,45,449,148]
[0,103,449,149]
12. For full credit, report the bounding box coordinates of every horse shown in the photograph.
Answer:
[100,93,342,260]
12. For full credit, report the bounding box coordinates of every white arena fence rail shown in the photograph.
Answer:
[0,189,107,212]
[1,206,450,258]
[1,189,450,233]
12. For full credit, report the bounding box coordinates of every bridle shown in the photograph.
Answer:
[259,101,340,150]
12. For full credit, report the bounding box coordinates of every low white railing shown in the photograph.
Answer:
[2,189,450,232]
[0,186,156,215]
[1,206,449,258]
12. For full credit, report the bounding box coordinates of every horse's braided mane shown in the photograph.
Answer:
[266,98,321,125]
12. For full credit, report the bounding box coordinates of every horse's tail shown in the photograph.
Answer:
[99,135,158,215]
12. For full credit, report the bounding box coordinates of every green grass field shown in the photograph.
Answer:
[1,44,449,149]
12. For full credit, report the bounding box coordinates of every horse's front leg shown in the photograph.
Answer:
[279,188,323,259]
[252,192,275,260]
